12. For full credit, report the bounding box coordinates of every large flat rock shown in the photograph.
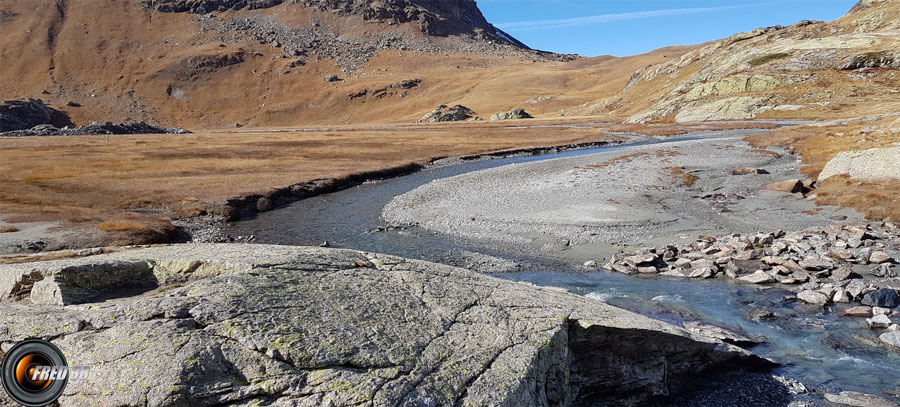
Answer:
[817,146,900,182]
[0,244,773,406]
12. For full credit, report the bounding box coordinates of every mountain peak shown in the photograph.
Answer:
[142,0,525,45]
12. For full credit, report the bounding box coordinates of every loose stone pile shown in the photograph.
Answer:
[602,223,900,349]
[604,223,897,283]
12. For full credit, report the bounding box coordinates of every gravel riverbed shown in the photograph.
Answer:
[382,135,862,264]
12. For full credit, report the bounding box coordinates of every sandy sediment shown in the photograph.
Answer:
[382,134,863,264]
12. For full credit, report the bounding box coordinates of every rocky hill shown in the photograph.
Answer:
[0,0,587,129]
[142,0,529,45]
[579,0,900,123]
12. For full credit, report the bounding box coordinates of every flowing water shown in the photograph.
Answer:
[227,132,900,402]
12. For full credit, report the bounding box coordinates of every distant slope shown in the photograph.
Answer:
[576,0,900,123]
[3,0,894,131]
[0,0,663,130]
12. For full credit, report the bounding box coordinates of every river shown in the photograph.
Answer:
[226,131,900,403]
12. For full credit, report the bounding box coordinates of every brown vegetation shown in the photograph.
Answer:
[746,115,900,220]
[666,166,698,187]
[815,176,900,221]
[0,226,19,233]
[0,119,621,246]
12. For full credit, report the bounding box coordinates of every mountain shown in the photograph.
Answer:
[0,0,896,131]
[142,0,529,46]
[577,0,900,123]
[0,0,582,129]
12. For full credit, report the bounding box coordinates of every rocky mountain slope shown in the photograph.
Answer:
[143,0,529,45]
[0,0,596,129]
[580,0,900,123]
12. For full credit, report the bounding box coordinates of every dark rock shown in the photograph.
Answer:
[0,98,73,132]
[840,50,900,70]
[731,168,770,175]
[861,288,900,309]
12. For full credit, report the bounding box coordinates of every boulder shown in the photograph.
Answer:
[881,331,900,350]
[823,391,897,407]
[861,288,900,308]
[419,104,477,122]
[797,290,829,305]
[868,250,894,264]
[818,146,900,182]
[799,257,834,271]
[490,108,533,121]
[0,244,776,407]
[873,263,897,278]
[737,270,776,284]
[866,314,893,329]
[764,179,805,193]
[0,98,73,132]
[839,306,873,317]
[873,306,891,316]
[831,265,853,281]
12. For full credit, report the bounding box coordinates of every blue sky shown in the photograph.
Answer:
[478,0,859,56]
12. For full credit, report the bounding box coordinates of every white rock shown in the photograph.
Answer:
[583,260,597,268]
[866,314,893,329]
[881,330,900,350]
[737,270,776,284]
[797,290,829,305]
[833,289,851,303]
[873,306,891,316]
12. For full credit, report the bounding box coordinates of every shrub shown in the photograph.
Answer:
[748,53,791,67]
[98,220,148,232]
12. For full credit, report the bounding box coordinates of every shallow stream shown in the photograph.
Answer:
[227,132,900,402]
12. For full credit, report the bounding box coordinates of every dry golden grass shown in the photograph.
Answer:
[745,118,900,179]
[98,220,150,232]
[0,119,622,246]
[815,176,900,221]
[746,116,900,220]
[0,225,19,233]
[666,166,698,187]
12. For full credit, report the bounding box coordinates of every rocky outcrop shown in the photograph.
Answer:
[490,108,533,121]
[142,0,526,42]
[817,146,900,181]
[419,104,477,122]
[618,0,900,123]
[0,98,72,132]
[0,121,190,137]
[840,50,900,69]
[0,244,777,406]
[674,96,768,122]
